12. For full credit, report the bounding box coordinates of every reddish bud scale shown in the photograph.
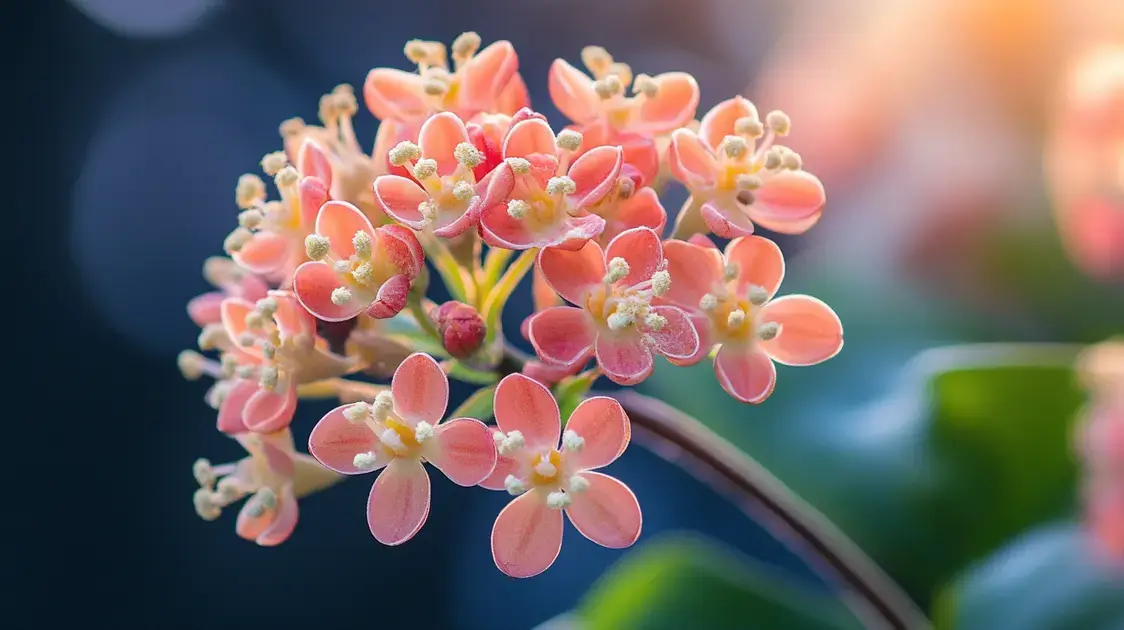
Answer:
[432,301,486,359]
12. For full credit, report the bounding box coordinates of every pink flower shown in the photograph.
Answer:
[668,96,826,238]
[307,352,497,545]
[659,235,843,403]
[592,185,667,247]
[526,227,699,386]
[481,373,641,578]
[293,200,424,321]
[187,256,269,328]
[568,121,661,188]
[373,112,506,238]
[478,114,623,250]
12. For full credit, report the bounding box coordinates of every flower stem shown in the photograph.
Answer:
[481,248,537,345]
[420,231,474,304]
[479,247,515,307]
[407,294,442,343]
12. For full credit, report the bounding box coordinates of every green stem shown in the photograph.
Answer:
[479,246,514,306]
[421,231,473,304]
[482,248,537,345]
[671,195,707,239]
[407,294,442,344]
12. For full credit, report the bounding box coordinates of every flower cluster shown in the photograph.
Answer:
[1077,341,1124,558]
[179,34,843,576]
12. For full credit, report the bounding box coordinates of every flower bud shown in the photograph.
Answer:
[431,301,486,360]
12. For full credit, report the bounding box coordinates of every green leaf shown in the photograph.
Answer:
[446,360,499,386]
[934,523,1124,630]
[450,385,496,421]
[578,536,865,630]
[554,370,599,425]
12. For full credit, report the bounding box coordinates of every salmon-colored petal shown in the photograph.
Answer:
[661,238,723,309]
[316,200,376,259]
[605,226,663,285]
[699,96,758,154]
[268,290,313,338]
[431,198,481,239]
[645,305,699,360]
[217,379,257,434]
[537,239,605,304]
[480,453,519,491]
[367,459,431,546]
[714,345,776,404]
[364,274,410,319]
[243,386,298,433]
[308,404,385,475]
[521,359,583,387]
[364,68,428,122]
[298,139,333,188]
[219,297,257,351]
[391,352,449,426]
[668,129,717,187]
[256,432,296,477]
[459,41,519,115]
[527,307,597,366]
[491,491,563,578]
[430,418,497,486]
[495,72,530,116]
[748,171,826,236]
[236,492,276,543]
[568,145,623,208]
[667,312,714,367]
[532,264,562,311]
[564,397,630,471]
[565,472,642,548]
[418,112,471,176]
[596,332,654,386]
[299,176,329,227]
[293,261,367,322]
[689,234,719,249]
[633,72,700,136]
[377,224,425,278]
[618,133,661,187]
[701,200,755,239]
[494,373,561,449]
[724,236,785,301]
[233,231,290,275]
[479,200,536,250]
[758,295,843,366]
[552,214,606,250]
[374,175,430,229]
[548,58,600,125]
[502,117,557,160]
[606,187,666,243]
[188,291,224,327]
[255,484,299,546]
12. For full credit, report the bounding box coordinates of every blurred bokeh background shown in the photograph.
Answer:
[25,0,1124,627]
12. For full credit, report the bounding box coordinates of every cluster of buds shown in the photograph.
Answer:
[1077,342,1124,557]
[179,34,843,576]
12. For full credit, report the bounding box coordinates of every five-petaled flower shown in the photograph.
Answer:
[307,352,497,545]
[483,373,641,578]
[188,256,269,328]
[659,235,843,403]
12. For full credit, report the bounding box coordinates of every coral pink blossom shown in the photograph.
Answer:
[478,114,623,250]
[374,112,508,238]
[188,256,269,328]
[569,121,661,188]
[466,112,515,181]
[659,235,842,403]
[308,353,497,545]
[526,227,699,386]
[293,200,424,321]
[592,185,668,246]
[482,374,641,577]
[668,96,826,238]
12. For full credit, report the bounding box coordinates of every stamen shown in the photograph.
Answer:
[763,148,783,170]
[594,75,623,99]
[734,116,764,138]
[235,174,266,209]
[568,475,590,493]
[198,325,226,351]
[275,166,300,188]
[632,74,659,98]
[722,136,748,159]
[505,157,531,174]
[581,46,613,77]
[244,311,264,330]
[193,457,216,487]
[237,209,264,229]
[330,287,353,305]
[351,261,374,285]
[546,176,577,196]
[353,451,380,470]
[237,332,257,348]
[279,117,305,138]
[546,491,571,509]
[498,430,525,455]
[723,263,739,282]
[223,228,252,253]
[260,151,288,177]
[617,176,635,199]
[766,110,791,136]
[507,199,529,220]
[604,257,630,283]
[193,488,221,521]
[379,428,407,453]
[452,180,475,202]
[644,313,668,331]
[454,142,484,169]
[178,350,207,381]
[727,309,747,328]
[562,430,585,452]
[418,201,438,223]
[699,293,718,311]
[414,421,435,443]
[747,284,769,306]
[389,141,422,167]
[504,475,527,495]
[257,487,277,510]
[422,78,448,96]
[412,158,438,180]
[343,402,371,423]
[219,353,239,378]
[260,343,276,360]
[404,40,429,64]
[258,365,279,391]
[255,297,278,317]
[333,260,352,274]
[781,150,802,170]
[452,31,481,61]
[371,391,394,420]
[352,231,372,258]
[607,62,633,87]
[651,270,671,296]
[756,322,781,341]
[736,174,763,191]
[607,312,634,331]
[556,129,583,152]
[235,364,257,379]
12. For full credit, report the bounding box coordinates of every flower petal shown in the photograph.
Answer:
[491,491,563,578]
[553,214,606,250]
[701,200,755,239]
[363,68,428,122]
[568,145,623,208]
[187,291,224,327]
[605,226,663,286]
[667,312,714,367]
[256,484,300,547]
[429,418,497,486]
[316,200,376,259]
[297,139,333,188]
[495,72,530,116]
[527,306,597,366]
[431,198,481,239]
[714,345,776,404]
[299,176,329,229]
[503,117,557,160]
[364,273,410,319]
[634,72,700,135]
[418,112,471,176]
[698,96,758,153]
[293,260,366,322]
[661,238,723,310]
[374,175,430,229]
[236,491,277,544]
[565,472,642,548]
[758,295,844,366]
[645,305,699,360]
[548,58,600,125]
[748,171,825,235]
[480,453,519,491]
[458,41,519,115]
[532,264,562,311]
[268,290,313,338]
[367,459,431,546]
[564,397,630,471]
[217,379,257,434]
[308,404,385,475]
[376,224,424,278]
[668,129,717,187]
[724,236,785,301]
[494,373,562,449]
[219,297,259,355]
[479,200,537,250]
[243,386,298,433]
[391,352,449,426]
[233,231,290,275]
[596,331,654,386]
[537,239,606,304]
[606,187,666,243]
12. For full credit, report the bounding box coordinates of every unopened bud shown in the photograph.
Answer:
[431,301,486,360]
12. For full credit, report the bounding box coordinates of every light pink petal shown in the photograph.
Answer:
[698,96,758,153]
[667,312,714,367]
[363,68,428,122]
[503,117,557,159]
[374,175,430,229]
[645,305,699,360]
[430,418,497,486]
[479,200,537,250]
[257,433,296,477]
[565,472,642,548]
[458,41,519,114]
[689,233,720,249]
[668,129,717,187]
[298,140,333,188]
[747,171,826,235]
[365,273,411,319]
[521,359,583,387]
[491,491,563,578]
[236,492,276,543]
[307,404,385,475]
[618,133,661,188]
[605,227,663,286]
[480,453,519,491]
[724,236,785,300]
[217,379,257,434]
[661,238,723,309]
[377,224,424,278]
[701,200,755,239]
[299,176,329,227]
[495,72,530,116]
[292,261,366,322]
[596,332,655,386]
[233,231,290,274]
[607,187,666,242]
[431,196,482,239]
[633,72,700,135]
[187,291,224,327]
[568,145,623,208]
[255,484,299,546]
[527,307,597,366]
[564,397,630,471]
[316,201,376,259]
[219,298,259,354]
[391,352,449,425]
[418,112,471,176]
[758,295,844,366]
[268,290,313,338]
[537,240,606,304]
[243,386,298,433]
[548,58,600,125]
[714,345,776,404]
[367,459,431,546]
[552,214,606,250]
[532,264,562,312]
[493,373,562,449]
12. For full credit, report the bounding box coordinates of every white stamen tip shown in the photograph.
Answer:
[258,365,279,390]
[734,116,764,138]
[235,173,267,208]
[244,311,264,330]
[763,149,783,170]
[351,261,374,285]
[756,321,781,341]
[722,136,748,159]
[414,421,435,443]
[333,260,352,274]
[651,270,671,296]
[260,151,288,176]
[418,201,438,222]
[747,284,769,306]
[178,350,206,381]
[193,488,221,521]
[223,228,253,253]
[546,176,577,196]
[304,234,331,260]
[723,263,740,283]
[736,174,763,191]
[633,74,659,98]
[412,158,438,180]
[534,456,557,478]
[504,475,527,495]
[568,475,590,493]
[562,430,585,452]
[388,141,422,167]
[257,487,277,510]
[192,458,215,487]
[198,325,226,351]
[379,428,407,453]
[352,231,373,258]
[343,402,370,422]
[238,209,264,229]
[556,129,583,151]
[493,430,506,444]
[452,180,475,202]
[644,312,668,331]
[330,287,353,305]
[255,297,278,316]
[372,391,395,419]
[604,257,631,284]
[766,110,791,135]
[727,309,747,328]
[237,332,257,347]
[498,430,525,455]
[546,491,572,509]
[505,157,531,174]
[353,451,380,470]
[607,312,634,331]
[506,199,529,220]
[454,142,484,168]
[235,364,257,380]
[699,293,718,311]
